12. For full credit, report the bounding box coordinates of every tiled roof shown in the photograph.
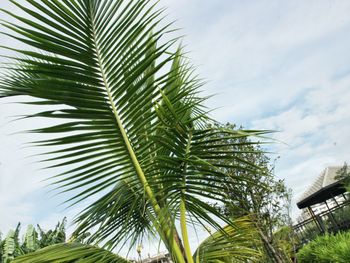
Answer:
[298,166,348,203]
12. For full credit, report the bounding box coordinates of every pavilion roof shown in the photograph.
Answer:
[297,166,348,209]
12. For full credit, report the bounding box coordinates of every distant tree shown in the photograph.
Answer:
[335,162,350,191]
[212,123,294,263]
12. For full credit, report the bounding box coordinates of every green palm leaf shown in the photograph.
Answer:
[0,0,268,262]
[13,243,130,263]
[193,217,262,263]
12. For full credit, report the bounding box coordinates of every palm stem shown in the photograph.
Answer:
[180,130,194,263]
[180,199,194,263]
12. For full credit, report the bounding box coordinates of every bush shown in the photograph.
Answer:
[297,231,350,262]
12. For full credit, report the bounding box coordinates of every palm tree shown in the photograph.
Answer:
[0,0,266,262]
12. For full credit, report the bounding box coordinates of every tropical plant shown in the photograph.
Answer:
[297,231,350,263]
[0,0,267,262]
[0,224,20,263]
[0,219,67,262]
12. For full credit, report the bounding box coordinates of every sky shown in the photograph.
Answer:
[1,0,350,257]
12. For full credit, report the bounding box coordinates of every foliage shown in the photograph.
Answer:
[213,123,293,263]
[0,224,20,263]
[297,231,350,263]
[299,221,320,243]
[272,226,299,262]
[0,0,268,262]
[0,219,66,262]
[193,217,261,263]
[333,205,350,224]
[336,162,350,192]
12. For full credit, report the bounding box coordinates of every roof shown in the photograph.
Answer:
[297,166,348,209]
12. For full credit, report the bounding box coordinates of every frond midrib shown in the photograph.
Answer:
[86,6,185,262]
[87,1,159,213]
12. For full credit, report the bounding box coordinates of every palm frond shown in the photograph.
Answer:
[13,243,130,263]
[193,217,262,263]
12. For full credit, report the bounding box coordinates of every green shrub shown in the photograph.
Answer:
[297,231,350,262]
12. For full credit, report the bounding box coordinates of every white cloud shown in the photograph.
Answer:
[165,0,350,123]
[163,0,350,221]
[252,73,350,218]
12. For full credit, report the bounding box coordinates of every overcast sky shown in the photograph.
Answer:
[1,0,350,257]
